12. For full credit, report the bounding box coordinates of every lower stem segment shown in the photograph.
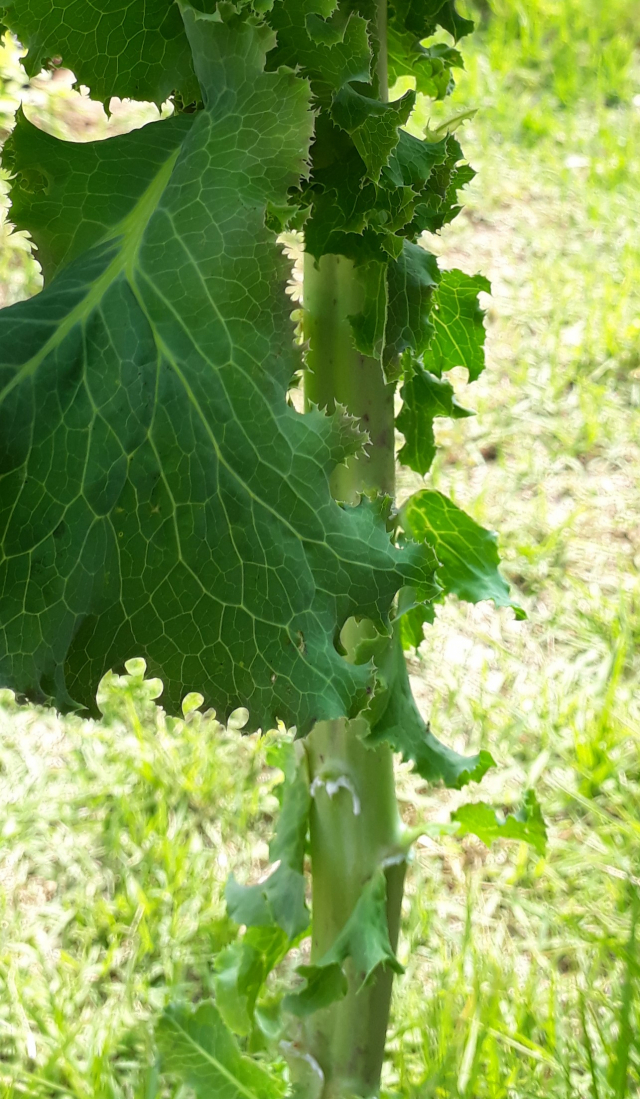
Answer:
[304,721,406,1098]
[303,253,404,1096]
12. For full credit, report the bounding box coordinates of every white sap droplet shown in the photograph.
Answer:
[310,774,361,816]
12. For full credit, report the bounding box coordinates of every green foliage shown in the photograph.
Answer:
[428,269,490,380]
[452,788,548,856]
[265,1,371,95]
[384,241,440,367]
[331,85,415,182]
[0,0,506,759]
[353,622,496,787]
[397,366,472,475]
[2,0,640,1086]
[214,926,290,1037]
[3,107,195,281]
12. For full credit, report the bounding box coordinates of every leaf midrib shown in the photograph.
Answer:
[0,144,181,405]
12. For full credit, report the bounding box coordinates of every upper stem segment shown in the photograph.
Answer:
[303,252,395,503]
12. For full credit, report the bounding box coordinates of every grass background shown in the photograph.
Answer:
[1,0,640,1094]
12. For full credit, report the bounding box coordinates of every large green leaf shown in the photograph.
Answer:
[0,7,437,730]
[283,868,402,1016]
[0,0,198,104]
[157,1002,285,1098]
[452,789,548,856]
[400,490,517,611]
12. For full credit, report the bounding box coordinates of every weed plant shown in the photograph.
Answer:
[1,5,640,1096]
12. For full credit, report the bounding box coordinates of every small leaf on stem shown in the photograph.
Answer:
[452,789,548,856]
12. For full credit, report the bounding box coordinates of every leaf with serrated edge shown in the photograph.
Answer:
[400,490,521,614]
[384,129,450,192]
[397,365,472,476]
[266,0,371,93]
[226,743,311,938]
[284,868,402,1016]
[214,925,289,1037]
[157,1002,285,1098]
[331,85,415,182]
[0,0,198,104]
[359,627,495,788]
[453,790,547,856]
[410,136,473,236]
[437,0,475,41]
[428,268,490,381]
[389,0,473,42]
[0,9,436,731]
[385,241,440,372]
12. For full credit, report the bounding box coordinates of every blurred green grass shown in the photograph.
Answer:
[1,3,640,1095]
[468,0,640,108]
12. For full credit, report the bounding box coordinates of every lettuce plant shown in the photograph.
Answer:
[0,1,544,1094]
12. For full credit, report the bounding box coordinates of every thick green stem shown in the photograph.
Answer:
[301,14,406,1085]
[302,4,404,1090]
